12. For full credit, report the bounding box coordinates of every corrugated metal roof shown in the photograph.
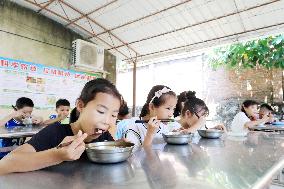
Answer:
[11,0,284,62]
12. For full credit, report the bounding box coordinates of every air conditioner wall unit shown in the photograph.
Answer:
[71,39,105,72]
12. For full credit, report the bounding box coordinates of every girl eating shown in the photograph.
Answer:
[124,85,179,147]
[0,78,122,174]
[231,100,271,134]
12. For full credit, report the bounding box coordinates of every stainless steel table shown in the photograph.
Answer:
[249,125,284,133]
[0,126,44,138]
[0,132,284,189]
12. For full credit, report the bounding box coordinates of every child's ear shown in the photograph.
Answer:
[149,103,154,112]
[185,110,192,118]
[76,99,85,113]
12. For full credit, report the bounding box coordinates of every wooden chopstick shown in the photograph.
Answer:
[56,141,73,149]
[56,129,104,149]
[11,105,17,111]
[135,119,175,123]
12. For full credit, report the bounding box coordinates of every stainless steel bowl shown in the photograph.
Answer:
[198,129,224,139]
[163,144,193,155]
[162,132,193,145]
[198,138,225,147]
[81,162,135,184]
[85,141,134,163]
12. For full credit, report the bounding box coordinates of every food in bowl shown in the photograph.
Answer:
[162,132,193,145]
[198,129,224,139]
[85,141,134,163]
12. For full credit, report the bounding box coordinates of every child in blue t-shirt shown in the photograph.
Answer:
[115,101,131,139]
[0,97,42,158]
[43,99,70,126]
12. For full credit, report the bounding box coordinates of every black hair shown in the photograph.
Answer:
[56,99,70,108]
[181,96,209,117]
[15,97,34,109]
[259,103,273,112]
[241,100,258,113]
[118,101,129,117]
[79,78,122,106]
[240,100,258,119]
[140,85,176,118]
[174,90,196,117]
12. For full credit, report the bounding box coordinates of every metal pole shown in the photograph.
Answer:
[282,70,284,102]
[132,60,137,117]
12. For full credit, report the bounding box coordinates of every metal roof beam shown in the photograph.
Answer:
[109,0,280,50]
[95,0,192,37]
[123,21,284,61]
[37,0,55,13]
[65,0,118,27]
[59,0,139,58]
[23,0,130,59]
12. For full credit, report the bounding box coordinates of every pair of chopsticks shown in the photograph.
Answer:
[56,141,73,149]
[11,105,17,111]
[135,119,175,123]
[56,128,105,149]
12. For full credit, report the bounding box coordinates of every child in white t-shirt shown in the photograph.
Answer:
[124,85,180,147]
[231,100,271,134]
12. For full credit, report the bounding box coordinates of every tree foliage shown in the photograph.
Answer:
[209,35,284,70]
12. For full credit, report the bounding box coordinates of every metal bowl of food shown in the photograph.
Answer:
[85,141,134,163]
[198,138,225,147]
[162,132,193,145]
[198,129,224,139]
